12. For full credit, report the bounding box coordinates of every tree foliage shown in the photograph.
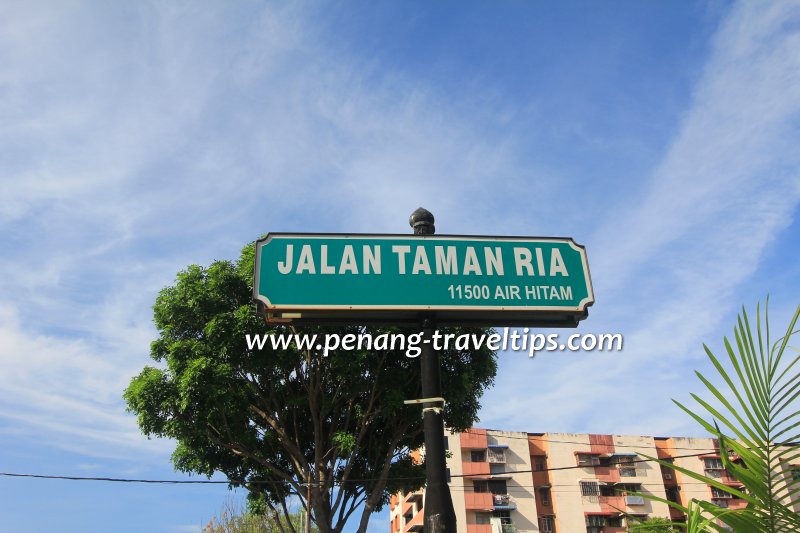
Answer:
[627,516,680,532]
[124,240,497,533]
[203,498,319,533]
[648,300,800,532]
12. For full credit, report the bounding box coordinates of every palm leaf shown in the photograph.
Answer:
[648,301,800,532]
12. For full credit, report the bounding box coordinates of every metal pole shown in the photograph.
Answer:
[409,208,457,533]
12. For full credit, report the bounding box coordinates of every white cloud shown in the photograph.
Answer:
[0,303,171,459]
[482,0,800,437]
[0,0,534,462]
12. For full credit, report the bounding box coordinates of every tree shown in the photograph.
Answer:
[648,300,800,532]
[203,497,319,533]
[124,240,497,533]
[627,516,680,532]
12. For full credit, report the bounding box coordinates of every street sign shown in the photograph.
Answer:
[254,233,594,326]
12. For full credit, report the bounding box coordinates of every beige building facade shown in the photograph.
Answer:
[390,428,767,533]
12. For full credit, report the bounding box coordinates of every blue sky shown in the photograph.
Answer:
[2,1,800,531]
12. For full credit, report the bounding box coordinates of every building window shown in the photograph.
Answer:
[475,513,491,525]
[580,481,600,496]
[790,466,800,481]
[535,457,546,471]
[625,515,648,527]
[473,480,489,493]
[666,486,680,503]
[618,483,641,494]
[540,515,555,533]
[539,487,551,506]
[586,515,606,527]
[711,486,732,499]
[471,450,487,462]
[704,457,724,470]
[600,484,617,497]
[613,455,638,477]
[493,510,512,525]
[488,480,508,495]
[488,448,507,464]
[490,463,505,475]
[577,453,600,466]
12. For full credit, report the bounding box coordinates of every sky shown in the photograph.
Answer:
[1,0,800,531]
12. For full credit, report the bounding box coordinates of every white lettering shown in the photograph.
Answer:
[463,247,482,275]
[296,245,315,274]
[392,245,411,274]
[363,245,381,274]
[320,245,335,274]
[485,247,504,276]
[550,248,568,276]
[514,247,534,276]
[535,248,545,276]
[339,245,358,274]
[435,246,458,275]
[412,246,432,275]
[277,244,293,274]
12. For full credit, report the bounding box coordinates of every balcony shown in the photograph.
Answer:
[493,494,516,510]
[488,449,507,464]
[467,526,493,533]
[594,495,624,508]
[403,509,423,533]
[464,492,494,511]
[711,498,730,508]
[461,430,488,449]
[728,498,748,510]
[462,461,490,477]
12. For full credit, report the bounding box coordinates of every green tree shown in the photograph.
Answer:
[650,300,800,532]
[203,497,319,533]
[124,240,497,533]
[627,516,680,532]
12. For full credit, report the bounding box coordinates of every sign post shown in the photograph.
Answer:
[253,209,594,532]
[409,208,457,532]
[254,231,593,326]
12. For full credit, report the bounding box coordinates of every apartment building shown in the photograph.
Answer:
[389,428,774,533]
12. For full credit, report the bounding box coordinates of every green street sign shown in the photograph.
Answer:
[254,233,594,326]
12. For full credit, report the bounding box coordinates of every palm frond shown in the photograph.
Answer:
[649,301,800,532]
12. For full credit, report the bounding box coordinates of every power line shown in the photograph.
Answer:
[0,450,720,487]
[0,472,232,484]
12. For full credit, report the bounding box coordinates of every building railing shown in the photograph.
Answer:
[493,494,516,509]
[488,449,507,464]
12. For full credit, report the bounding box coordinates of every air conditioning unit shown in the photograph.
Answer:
[626,495,645,505]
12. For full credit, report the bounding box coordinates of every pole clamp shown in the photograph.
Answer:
[404,397,446,416]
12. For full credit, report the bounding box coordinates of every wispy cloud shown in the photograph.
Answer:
[482,0,800,437]
[0,1,534,461]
